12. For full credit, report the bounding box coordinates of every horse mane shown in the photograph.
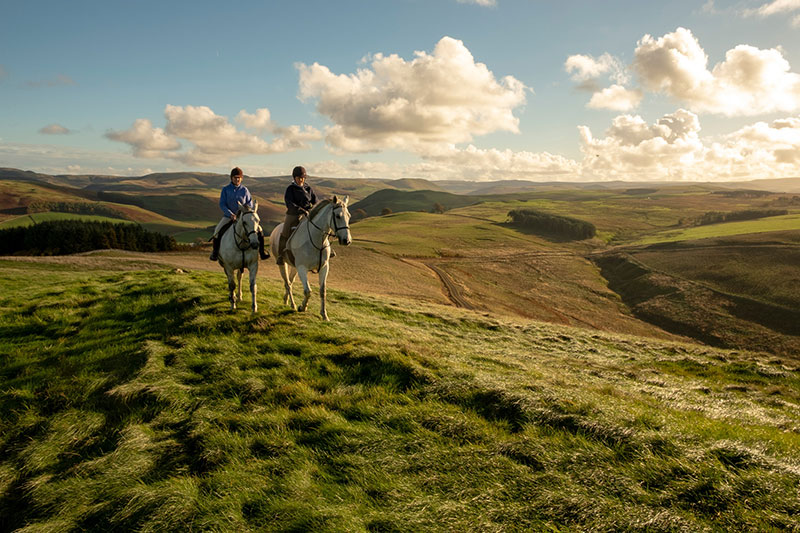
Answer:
[307,199,332,219]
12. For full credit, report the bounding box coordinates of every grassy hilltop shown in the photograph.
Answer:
[1,261,799,531]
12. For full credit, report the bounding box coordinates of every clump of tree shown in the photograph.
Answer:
[0,220,177,255]
[432,202,446,214]
[507,208,596,240]
[350,208,368,222]
[381,207,393,216]
[711,190,772,198]
[696,209,788,226]
[27,201,125,218]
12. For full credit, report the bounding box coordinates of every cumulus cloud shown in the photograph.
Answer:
[587,85,643,111]
[107,105,322,166]
[633,27,800,115]
[580,109,705,179]
[39,124,71,135]
[297,36,527,153]
[106,119,182,158]
[579,109,800,180]
[565,53,628,85]
[456,0,497,6]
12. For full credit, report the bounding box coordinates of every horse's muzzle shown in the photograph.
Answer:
[339,236,351,246]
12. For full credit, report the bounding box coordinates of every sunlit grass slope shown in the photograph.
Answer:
[0,212,134,229]
[634,213,800,245]
[1,263,798,531]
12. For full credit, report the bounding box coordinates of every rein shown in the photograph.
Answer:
[302,203,350,272]
[233,211,260,268]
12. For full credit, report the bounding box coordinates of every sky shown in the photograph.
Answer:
[2,0,800,182]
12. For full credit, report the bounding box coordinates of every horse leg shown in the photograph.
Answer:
[236,269,244,304]
[318,262,330,321]
[279,263,296,310]
[223,265,237,310]
[249,264,258,313]
[296,265,312,313]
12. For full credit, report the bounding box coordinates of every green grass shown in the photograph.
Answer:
[634,213,800,245]
[1,261,798,531]
[0,212,134,229]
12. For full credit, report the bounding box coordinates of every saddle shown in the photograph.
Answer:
[208,219,234,241]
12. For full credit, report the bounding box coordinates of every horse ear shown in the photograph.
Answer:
[238,200,244,208]
[343,195,349,206]
[253,201,258,211]
[332,195,338,204]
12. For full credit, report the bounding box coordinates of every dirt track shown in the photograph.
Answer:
[422,262,476,310]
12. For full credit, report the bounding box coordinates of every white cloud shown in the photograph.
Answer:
[746,0,800,17]
[580,109,707,179]
[299,146,579,182]
[587,85,643,111]
[580,109,800,180]
[39,124,71,135]
[105,118,182,158]
[456,0,497,6]
[107,105,322,166]
[297,36,527,153]
[235,108,273,132]
[565,53,628,84]
[633,27,800,115]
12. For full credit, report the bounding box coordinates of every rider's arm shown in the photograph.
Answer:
[219,186,234,218]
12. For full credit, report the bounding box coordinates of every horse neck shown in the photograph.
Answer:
[307,204,333,234]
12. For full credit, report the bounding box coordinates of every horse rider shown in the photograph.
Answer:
[277,166,317,265]
[209,167,269,261]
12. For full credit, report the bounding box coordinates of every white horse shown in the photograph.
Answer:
[269,196,352,320]
[218,202,262,312]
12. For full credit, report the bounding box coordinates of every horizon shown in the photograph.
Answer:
[2,1,800,182]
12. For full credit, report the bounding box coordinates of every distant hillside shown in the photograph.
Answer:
[351,189,481,216]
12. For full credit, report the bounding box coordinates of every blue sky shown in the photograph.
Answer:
[2,0,800,181]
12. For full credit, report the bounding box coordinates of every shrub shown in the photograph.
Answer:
[695,209,788,226]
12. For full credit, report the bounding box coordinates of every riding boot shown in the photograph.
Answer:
[258,233,269,260]
[209,236,220,261]
[277,235,287,265]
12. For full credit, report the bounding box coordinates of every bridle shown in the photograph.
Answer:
[234,210,260,251]
[303,201,350,271]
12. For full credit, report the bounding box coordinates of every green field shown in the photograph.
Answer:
[634,213,800,245]
[0,212,134,229]
[1,262,798,531]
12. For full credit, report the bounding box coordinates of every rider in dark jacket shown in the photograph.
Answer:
[277,166,316,265]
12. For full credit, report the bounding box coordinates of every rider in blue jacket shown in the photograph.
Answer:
[209,167,269,261]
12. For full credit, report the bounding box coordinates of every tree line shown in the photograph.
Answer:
[696,209,788,226]
[507,208,596,240]
[0,220,177,255]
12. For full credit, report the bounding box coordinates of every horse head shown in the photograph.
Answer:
[331,195,352,246]
[237,201,261,250]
